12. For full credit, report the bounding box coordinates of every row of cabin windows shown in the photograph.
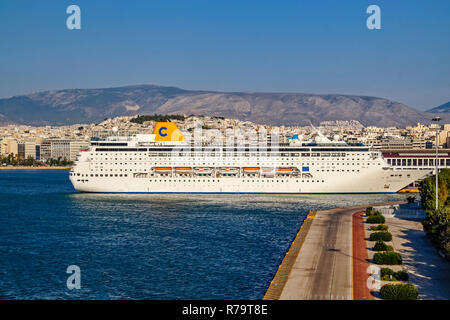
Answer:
[94,152,368,158]
[387,158,450,166]
[85,165,372,173]
[91,162,378,167]
[91,156,369,162]
[150,179,325,183]
[72,173,128,177]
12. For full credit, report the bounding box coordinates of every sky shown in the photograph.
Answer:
[0,0,449,110]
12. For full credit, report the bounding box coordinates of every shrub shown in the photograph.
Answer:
[380,284,418,300]
[367,214,385,224]
[394,270,409,281]
[370,224,389,231]
[366,208,383,217]
[369,231,392,242]
[380,267,395,280]
[373,240,393,252]
[380,268,409,281]
[374,252,402,265]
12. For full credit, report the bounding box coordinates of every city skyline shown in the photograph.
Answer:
[1,1,449,110]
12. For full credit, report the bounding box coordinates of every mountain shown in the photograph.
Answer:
[427,101,450,113]
[0,84,447,127]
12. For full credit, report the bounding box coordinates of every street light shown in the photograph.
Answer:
[432,116,441,211]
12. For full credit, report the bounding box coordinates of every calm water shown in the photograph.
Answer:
[0,170,409,299]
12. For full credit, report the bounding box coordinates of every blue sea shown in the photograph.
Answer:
[0,170,410,299]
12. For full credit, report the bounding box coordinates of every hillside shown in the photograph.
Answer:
[427,101,450,113]
[0,84,447,127]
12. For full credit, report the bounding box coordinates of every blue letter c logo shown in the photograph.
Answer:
[159,127,168,137]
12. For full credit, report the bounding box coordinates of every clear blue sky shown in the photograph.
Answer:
[0,0,449,110]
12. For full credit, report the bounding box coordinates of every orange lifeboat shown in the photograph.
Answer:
[175,167,192,172]
[155,167,172,173]
[276,167,293,172]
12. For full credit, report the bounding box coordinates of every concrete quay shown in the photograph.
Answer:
[264,200,406,300]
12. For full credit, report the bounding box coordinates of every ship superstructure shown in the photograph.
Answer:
[69,122,430,193]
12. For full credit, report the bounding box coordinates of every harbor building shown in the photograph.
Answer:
[0,138,18,156]
[50,139,71,160]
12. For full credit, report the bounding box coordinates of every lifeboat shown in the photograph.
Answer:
[175,167,192,172]
[243,167,260,173]
[276,167,296,175]
[261,167,275,176]
[194,167,213,174]
[155,167,172,173]
[276,167,293,172]
[218,167,239,174]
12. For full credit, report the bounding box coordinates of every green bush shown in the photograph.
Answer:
[373,240,393,252]
[380,284,418,300]
[374,252,402,265]
[394,270,409,281]
[366,208,383,217]
[370,224,389,231]
[367,214,385,224]
[369,231,392,242]
[380,268,409,281]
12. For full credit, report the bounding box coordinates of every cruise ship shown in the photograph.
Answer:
[69,122,431,193]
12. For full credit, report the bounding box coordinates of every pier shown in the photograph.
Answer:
[264,201,406,300]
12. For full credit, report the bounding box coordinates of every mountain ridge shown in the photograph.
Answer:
[0,84,447,127]
[427,101,450,113]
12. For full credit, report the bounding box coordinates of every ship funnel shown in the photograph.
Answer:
[153,122,185,142]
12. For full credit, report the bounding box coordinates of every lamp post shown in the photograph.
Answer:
[432,117,441,211]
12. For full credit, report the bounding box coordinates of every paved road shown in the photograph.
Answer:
[277,201,407,300]
[280,206,354,300]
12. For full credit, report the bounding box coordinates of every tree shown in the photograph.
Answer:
[439,182,448,208]
[420,169,450,210]
[423,207,450,254]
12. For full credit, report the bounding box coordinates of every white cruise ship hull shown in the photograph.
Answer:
[69,121,432,194]
[70,169,429,194]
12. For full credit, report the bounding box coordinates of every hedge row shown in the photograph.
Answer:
[373,240,393,252]
[374,252,402,265]
[380,284,418,300]
[369,224,389,231]
[381,268,409,282]
[367,215,386,224]
[369,231,392,242]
